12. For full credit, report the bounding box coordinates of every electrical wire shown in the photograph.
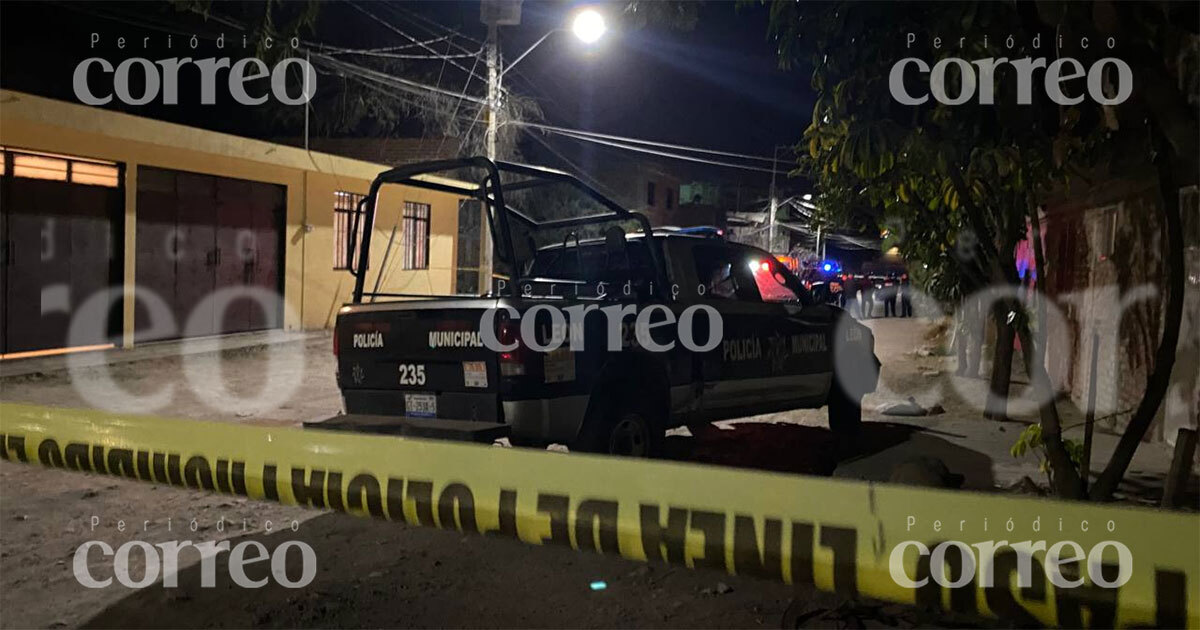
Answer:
[388,4,486,51]
[53,0,490,159]
[309,52,487,104]
[519,128,625,200]
[376,2,527,103]
[513,121,787,163]
[435,48,486,157]
[537,127,788,175]
[322,36,454,55]
[345,1,490,86]
[319,49,479,60]
[455,106,487,155]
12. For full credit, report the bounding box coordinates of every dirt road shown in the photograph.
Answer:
[3,316,1176,628]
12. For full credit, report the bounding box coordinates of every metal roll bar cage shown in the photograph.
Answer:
[346,157,668,303]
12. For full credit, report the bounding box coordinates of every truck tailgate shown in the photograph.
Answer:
[335,300,501,422]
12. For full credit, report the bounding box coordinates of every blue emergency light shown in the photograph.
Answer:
[674,226,724,238]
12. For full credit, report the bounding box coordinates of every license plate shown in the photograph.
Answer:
[543,346,575,383]
[405,393,437,418]
[463,361,488,388]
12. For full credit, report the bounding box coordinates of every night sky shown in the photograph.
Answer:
[496,1,813,177]
[0,1,813,190]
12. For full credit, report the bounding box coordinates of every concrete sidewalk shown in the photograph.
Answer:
[0,329,327,379]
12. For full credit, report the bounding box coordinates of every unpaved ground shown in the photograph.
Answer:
[0,318,1187,628]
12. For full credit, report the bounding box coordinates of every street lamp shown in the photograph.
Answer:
[495,7,608,88]
[481,5,609,294]
[571,8,607,44]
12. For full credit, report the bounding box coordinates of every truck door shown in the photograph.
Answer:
[743,252,836,408]
[690,243,783,414]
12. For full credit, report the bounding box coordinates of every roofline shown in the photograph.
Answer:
[0,90,473,189]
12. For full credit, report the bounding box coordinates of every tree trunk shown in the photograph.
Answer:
[985,305,1015,421]
[1017,197,1087,497]
[983,236,1023,422]
[1089,125,1187,501]
[1015,320,1085,498]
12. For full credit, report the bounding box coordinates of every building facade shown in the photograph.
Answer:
[0,91,474,358]
[1033,168,1199,445]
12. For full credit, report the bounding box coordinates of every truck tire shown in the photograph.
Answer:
[827,385,862,439]
[574,392,664,458]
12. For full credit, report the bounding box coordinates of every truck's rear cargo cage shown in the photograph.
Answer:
[346,157,669,303]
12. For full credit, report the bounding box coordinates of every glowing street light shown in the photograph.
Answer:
[571,8,607,44]
[499,8,608,85]
[481,3,612,293]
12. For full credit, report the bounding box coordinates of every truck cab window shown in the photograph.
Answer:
[751,258,802,303]
[708,262,737,298]
[694,245,756,300]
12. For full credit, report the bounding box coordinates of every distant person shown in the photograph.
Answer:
[860,279,874,318]
[842,275,859,316]
[883,276,897,317]
[900,273,913,317]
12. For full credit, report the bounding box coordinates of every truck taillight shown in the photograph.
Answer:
[496,317,526,377]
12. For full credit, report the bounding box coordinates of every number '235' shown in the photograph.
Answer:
[399,363,425,385]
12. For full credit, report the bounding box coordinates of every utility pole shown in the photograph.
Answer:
[481,23,499,293]
[478,1,522,294]
[476,1,606,295]
[485,24,500,162]
[768,147,778,254]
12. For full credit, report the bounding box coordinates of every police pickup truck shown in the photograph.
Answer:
[319,158,879,457]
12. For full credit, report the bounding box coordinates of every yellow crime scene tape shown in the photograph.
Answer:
[0,401,1196,628]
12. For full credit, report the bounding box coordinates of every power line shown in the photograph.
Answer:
[309,52,487,105]
[519,128,624,200]
[535,128,789,175]
[60,2,473,109]
[58,2,223,40]
[388,4,486,51]
[321,36,454,55]
[318,48,479,60]
[455,107,487,155]
[378,2,547,111]
[347,76,480,126]
[345,1,489,86]
[54,0,489,155]
[435,47,486,157]
[514,121,788,163]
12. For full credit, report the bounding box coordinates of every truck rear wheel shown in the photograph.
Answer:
[574,395,663,458]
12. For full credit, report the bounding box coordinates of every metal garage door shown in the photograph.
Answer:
[134,167,284,342]
[0,148,123,356]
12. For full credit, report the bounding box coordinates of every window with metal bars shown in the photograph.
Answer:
[333,191,365,270]
[402,201,431,270]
